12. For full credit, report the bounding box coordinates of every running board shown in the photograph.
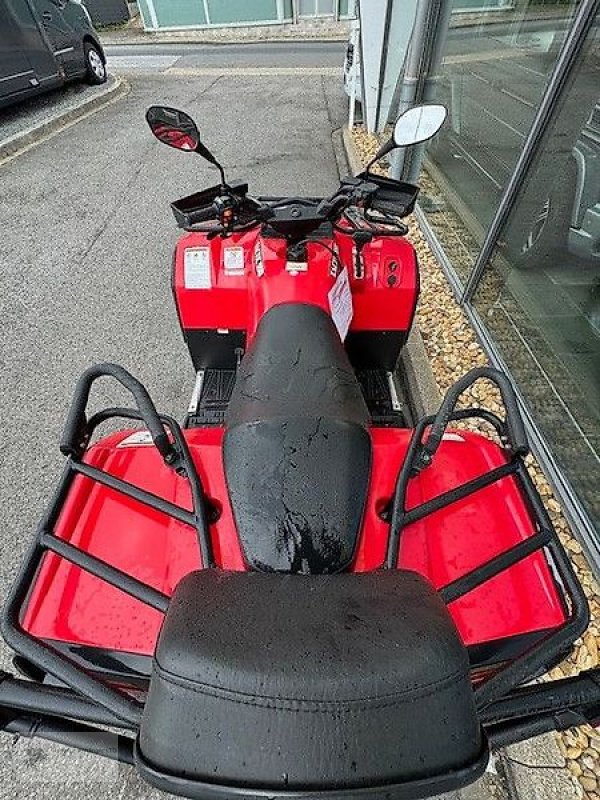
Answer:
[185,369,236,427]
[185,368,411,428]
[357,369,411,426]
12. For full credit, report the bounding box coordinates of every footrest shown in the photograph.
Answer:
[357,369,408,426]
[186,369,236,427]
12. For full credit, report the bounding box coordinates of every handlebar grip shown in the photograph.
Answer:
[419,367,528,466]
[60,363,174,462]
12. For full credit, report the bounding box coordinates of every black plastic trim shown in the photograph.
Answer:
[345,330,408,371]
[134,737,489,800]
[184,329,246,371]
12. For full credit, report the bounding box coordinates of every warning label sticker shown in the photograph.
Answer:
[184,248,211,289]
[254,242,264,277]
[118,430,154,447]
[224,247,245,274]
[328,267,353,340]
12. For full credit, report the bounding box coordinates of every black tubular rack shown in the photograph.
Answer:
[0,364,599,758]
[2,364,214,727]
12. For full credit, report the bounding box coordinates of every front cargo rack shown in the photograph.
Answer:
[1,364,599,760]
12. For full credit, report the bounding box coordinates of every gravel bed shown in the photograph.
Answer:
[352,124,600,800]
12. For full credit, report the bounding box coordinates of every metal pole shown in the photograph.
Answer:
[348,68,358,129]
[348,6,360,129]
[404,0,453,183]
[462,0,600,301]
[390,0,451,180]
[390,0,434,178]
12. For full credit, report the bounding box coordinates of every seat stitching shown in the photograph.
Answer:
[151,661,468,712]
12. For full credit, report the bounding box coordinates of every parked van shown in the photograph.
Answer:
[0,0,106,109]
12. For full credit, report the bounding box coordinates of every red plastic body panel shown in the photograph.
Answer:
[22,427,566,659]
[173,228,418,344]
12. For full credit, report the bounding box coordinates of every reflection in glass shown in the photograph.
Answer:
[473,14,600,530]
[420,0,577,281]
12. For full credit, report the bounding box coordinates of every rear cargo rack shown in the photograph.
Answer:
[1,364,213,726]
[384,367,590,709]
[0,364,597,751]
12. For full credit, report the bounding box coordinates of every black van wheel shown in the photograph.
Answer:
[84,42,107,85]
[504,159,576,270]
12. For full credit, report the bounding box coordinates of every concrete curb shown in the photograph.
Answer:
[101,33,347,45]
[0,75,128,164]
[341,125,363,176]
[341,126,441,415]
[501,735,582,800]
[341,125,581,800]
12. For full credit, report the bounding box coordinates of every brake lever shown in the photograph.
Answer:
[316,196,346,218]
[364,208,409,236]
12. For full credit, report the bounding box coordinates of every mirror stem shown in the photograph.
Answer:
[364,154,379,174]
[365,139,395,174]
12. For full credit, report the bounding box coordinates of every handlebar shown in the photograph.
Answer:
[173,175,417,237]
[185,204,219,225]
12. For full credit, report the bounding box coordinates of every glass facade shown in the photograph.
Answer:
[423,0,578,278]
[207,0,280,25]
[298,0,337,15]
[138,0,350,29]
[420,2,600,540]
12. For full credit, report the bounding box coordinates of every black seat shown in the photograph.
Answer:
[137,570,487,799]
[224,303,371,574]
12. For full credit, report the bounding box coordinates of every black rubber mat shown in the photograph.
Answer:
[186,369,409,428]
[185,370,236,427]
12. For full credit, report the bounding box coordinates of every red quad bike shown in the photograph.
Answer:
[1,103,599,800]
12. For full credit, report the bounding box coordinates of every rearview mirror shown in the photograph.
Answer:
[146,106,200,152]
[393,104,447,147]
[366,103,448,172]
[146,105,227,184]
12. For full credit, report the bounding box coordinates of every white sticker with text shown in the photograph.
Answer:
[184,247,211,289]
[118,430,154,447]
[254,242,264,277]
[224,246,245,274]
[328,267,353,340]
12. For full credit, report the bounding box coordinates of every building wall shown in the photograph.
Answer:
[138,0,352,29]
[136,0,508,30]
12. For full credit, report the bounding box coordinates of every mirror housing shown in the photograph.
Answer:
[145,106,227,185]
[392,104,447,147]
[366,103,448,172]
[146,106,200,152]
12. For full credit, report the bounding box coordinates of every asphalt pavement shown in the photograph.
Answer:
[104,40,346,70]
